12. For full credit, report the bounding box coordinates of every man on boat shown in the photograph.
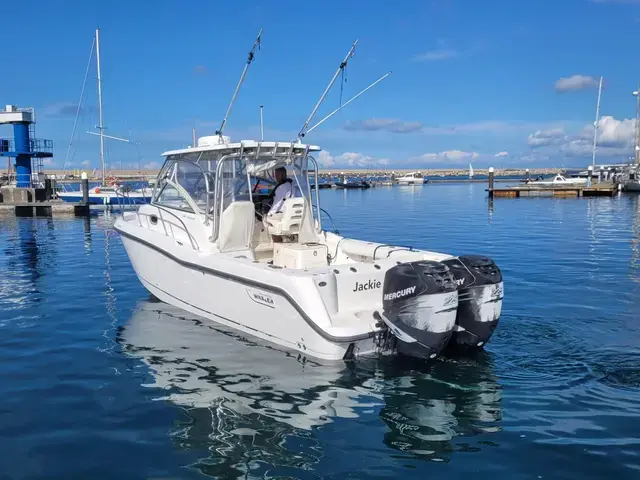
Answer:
[267,167,294,215]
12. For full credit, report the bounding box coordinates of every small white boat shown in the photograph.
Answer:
[395,172,427,185]
[114,34,504,363]
[526,174,587,186]
[57,182,152,206]
[469,163,474,179]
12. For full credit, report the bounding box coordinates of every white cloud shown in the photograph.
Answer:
[528,128,567,147]
[143,161,160,170]
[418,150,481,163]
[343,118,424,134]
[316,150,391,168]
[343,118,571,137]
[581,115,635,147]
[81,160,90,166]
[525,115,637,160]
[518,152,552,164]
[495,151,509,157]
[317,150,335,167]
[43,159,55,166]
[411,49,458,62]
[554,75,601,93]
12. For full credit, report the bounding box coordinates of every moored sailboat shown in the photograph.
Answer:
[57,28,151,207]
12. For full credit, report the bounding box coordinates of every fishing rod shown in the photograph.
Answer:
[305,71,392,136]
[216,28,263,137]
[297,40,358,141]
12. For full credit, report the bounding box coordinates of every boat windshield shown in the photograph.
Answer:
[216,155,310,211]
[153,145,320,240]
[153,159,212,213]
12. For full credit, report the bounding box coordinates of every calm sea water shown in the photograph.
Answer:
[1,183,640,479]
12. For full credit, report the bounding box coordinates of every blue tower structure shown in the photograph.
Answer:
[0,105,53,188]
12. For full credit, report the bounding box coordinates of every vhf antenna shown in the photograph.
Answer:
[297,40,358,142]
[216,28,263,138]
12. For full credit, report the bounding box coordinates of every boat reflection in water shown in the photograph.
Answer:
[377,353,502,458]
[117,299,503,476]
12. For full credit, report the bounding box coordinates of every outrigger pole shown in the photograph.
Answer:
[216,28,263,137]
[297,40,359,141]
[305,71,392,136]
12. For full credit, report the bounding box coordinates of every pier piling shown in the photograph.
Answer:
[488,167,495,197]
[81,172,89,205]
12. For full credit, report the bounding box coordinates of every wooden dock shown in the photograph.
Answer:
[488,182,619,198]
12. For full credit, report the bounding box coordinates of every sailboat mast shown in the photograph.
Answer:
[591,76,603,170]
[634,85,640,165]
[95,27,106,184]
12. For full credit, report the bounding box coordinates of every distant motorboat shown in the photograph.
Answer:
[334,179,371,189]
[525,174,587,186]
[395,172,428,185]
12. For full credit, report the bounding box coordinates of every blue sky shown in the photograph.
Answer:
[1,0,640,170]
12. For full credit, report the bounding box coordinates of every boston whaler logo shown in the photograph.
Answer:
[246,288,275,308]
[383,285,417,301]
[353,279,382,292]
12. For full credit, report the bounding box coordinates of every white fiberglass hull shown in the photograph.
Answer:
[58,189,151,205]
[116,223,380,361]
[527,178,587,186]
[114,210,485,361]
[396,178,427,185]
[115,202,504,363]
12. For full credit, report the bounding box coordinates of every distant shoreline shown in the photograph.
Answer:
[44,167,561,180]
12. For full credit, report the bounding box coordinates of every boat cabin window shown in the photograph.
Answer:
[153,158,212,213]
[156,183,195,213]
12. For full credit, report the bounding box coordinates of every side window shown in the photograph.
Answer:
[156,183,195,213]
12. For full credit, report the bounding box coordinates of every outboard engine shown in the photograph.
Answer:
[441,255,504,348]
[378,261,458,360]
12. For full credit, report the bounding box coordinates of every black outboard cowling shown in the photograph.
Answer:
[379,260,459,360]
[441,255,504,348]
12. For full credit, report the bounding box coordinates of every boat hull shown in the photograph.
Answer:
[624,180,640,192]
[396,179,428,185]
[58,191,151,205]
[116,225,380,362]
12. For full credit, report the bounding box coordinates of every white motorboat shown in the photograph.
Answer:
[525,174,587,186]
[114,33,504,363]
[114,137,503,362]
[395,171,427,185]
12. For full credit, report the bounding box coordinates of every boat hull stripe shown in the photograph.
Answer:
[114,226,376,344]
